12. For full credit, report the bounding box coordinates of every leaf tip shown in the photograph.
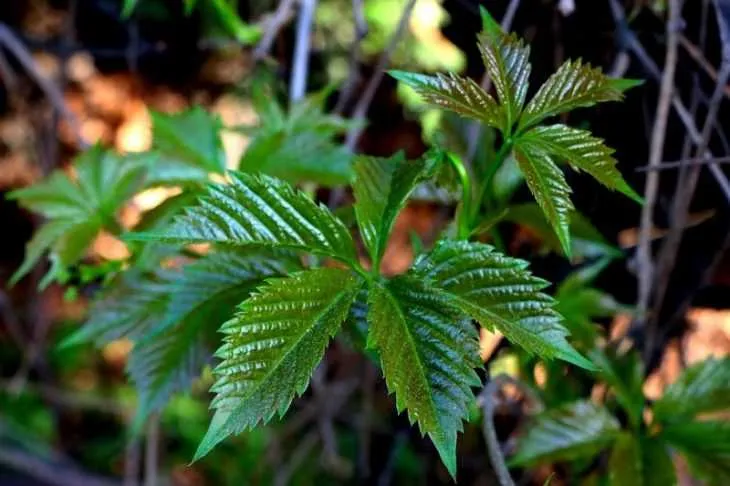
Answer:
[559,348,598,371]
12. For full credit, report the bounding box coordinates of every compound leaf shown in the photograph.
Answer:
[653,357,730,423]
[662,421,730,486]
[367,275,481,478]
[195,267,359,460]
[390,71,503,130]
[519,124,642,203]
[413,240,592,369]
[519,60,637,130]
[514,141,574,257]
[510,400,620,466]
[127,173,359,266]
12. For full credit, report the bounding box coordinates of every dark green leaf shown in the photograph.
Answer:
[390,71,503,130]
[519,60,634,130]
[510,400,620,466]
[194,267,359,460]
[126,173,359,266]
[414,240,593,369]
[653,357,730,423]
[608,434,676,486]
[353,152,433,269]
[519,124,642,203]
[513,143,574,257]
[367,275,481,478]
[662,421,730,485]
[589,348,644,429]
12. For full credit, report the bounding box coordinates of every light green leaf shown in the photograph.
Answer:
[477,24,531,132]
[8,147,149,285]
[207,0,261,44]
[151,107,226,174]
[126,172,359,265]
[662,421,730,486]
[504,203,621,260]
[367,275,481,478]
[519,60,635,130]
[608,434,676,486]
[353,152,433,269]
[195,267,359,460]
[510,400,620,466]
[413,240,593,369]
[128,249,296,423]
[653,357,730,423]
[519,124,642,203]
[389,71,503,130]
[513,143,574,258]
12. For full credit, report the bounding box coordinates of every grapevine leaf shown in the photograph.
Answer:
[126,173,359,265]
[662,421,730,486]
[510,400,620,466]
[513,142,574,257]
[653,357,730,423]
[353,152,434,269]
[608,434,676,486]
[389,71,503,130]
[413,240,593,370]
[519,124,642,203]
[519,60,638,130]
[477,18,531,131]
[8,146,149,285]
[367,275,481,478]
[194,268,359,460]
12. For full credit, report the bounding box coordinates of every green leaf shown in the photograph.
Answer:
[662,421,730,485]
[151,107,226,174]
[413,240,593,369]
[510,400,620,466]
[513,143,574,257]
[194,267,359,460]
[8,147,148,285]
[126,172,359,266]
[608,434,676,486]
[207,0,262,44]
[589,348,644,429]
[353,152,434,269]
[128,249,296,423]
[389,71,503,130]
[122,0,139,17]
[519,60,633,131]
[477,24,531,132]
[519,124,642,203]
[653,357,730,423]
[367,275,481,478]
[504,203,621,260]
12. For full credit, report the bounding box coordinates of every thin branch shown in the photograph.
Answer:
[635,0,682,331]
[0,446,120,486]
[253,0,297,61]
[0,379,127,415]
[636,155,730,171]
[123,440,141,486]
[289,0,317,103]
[333,0,369,114]
[143,415,160,486]
[345,0,417,150]
[679,34,730,98]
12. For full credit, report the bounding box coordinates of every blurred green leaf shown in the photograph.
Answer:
[609,433,676,486]
[662,421,730,486]
[590,348,644,429]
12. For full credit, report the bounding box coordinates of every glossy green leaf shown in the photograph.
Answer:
[8,147,149,285]
[390,71,503,130]
[504,203,621,260]
[513,142,574,257]
[662,421,730,486]
[477,24,531,132]
[353,152,434,269]
[413,240,593,369]
[653,357,730,423]
[367,275,481,478]
[519,124,642,203]
[126,172,359,265]
[608,434,676,486]
[519,60,635,130]
[195,267,359,460]
[510,400,620,466]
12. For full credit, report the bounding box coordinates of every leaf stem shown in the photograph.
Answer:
[444,153,472,240]
[474,140,513,224]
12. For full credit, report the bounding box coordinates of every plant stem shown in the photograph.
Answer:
[444,153,472,240]
[474,140,513,224]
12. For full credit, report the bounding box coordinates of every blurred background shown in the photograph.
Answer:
[0,0,729,485]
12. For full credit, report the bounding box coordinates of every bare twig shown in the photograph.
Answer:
[0,446,120,486]
[635,0,682,333]
[0,379,127,415]
[253,0,297,61]
[345,0,417,150]
[478,375,543,486]
[636,155,730,171]
[289,0,317,103]
[679,34,730,98]
[333,0,369,114]
[144,415,160,486]
[0,23,87,149]
[274,432,318,486]
[123,440,141,486]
